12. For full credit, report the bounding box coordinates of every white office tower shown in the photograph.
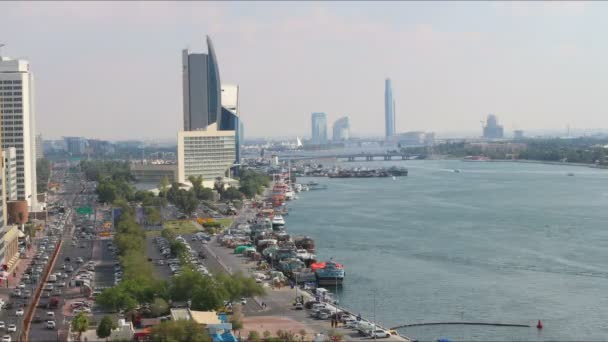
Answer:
[177,123,236,183]
[3,148,17,201]
[0,56,37,209]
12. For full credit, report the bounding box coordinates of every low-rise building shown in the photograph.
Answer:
[130,163,178,184]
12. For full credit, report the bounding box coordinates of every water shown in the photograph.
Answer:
[287,160,608,341]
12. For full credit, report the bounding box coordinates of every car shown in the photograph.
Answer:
[32,316,42,323]
[57,282,66,287]
[294,302,304,310]
[11,290,20,298]
[46,320,56,329]
[46,311,55,318]
[76,257,84,263]
[2,335,10,342]
[0,321,5,329]
[368,329,391,339]
[240,297,247,305]
[15,308,24,316]
[7,324,16,333]
[17,283,25,289]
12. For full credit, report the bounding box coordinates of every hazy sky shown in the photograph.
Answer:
[2,1,607,141]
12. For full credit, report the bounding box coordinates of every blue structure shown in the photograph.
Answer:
[385,78,396,138]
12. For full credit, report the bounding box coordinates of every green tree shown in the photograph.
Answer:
[248,330,261,342]
[96,315,117,341]
[96,180,118,203]
[159,176,170,197]
[150,297,169,317]
[198,188,214,201]
[230,306,244,332]
[150,319,211,342]
[72,312,90,341]
[175,189,198,217]
[222,187,242,201]
[145,207,162,225]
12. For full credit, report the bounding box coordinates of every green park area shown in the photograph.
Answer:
[163,220,201,234]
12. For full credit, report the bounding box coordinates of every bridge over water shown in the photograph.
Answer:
[279,152,421,162]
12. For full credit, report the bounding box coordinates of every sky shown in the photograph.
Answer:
[2,1,608,141]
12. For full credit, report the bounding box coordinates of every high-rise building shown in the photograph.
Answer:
[179,37,238,182]
[483,114,504,139]
[332,116,350,142]
[182,36,222,131]
[64,136,87,155]
[311,112,327,145]
[385,78,396,138]
[0,56,37,209]
[221,84,241,166]
[514,130,524,139]
[35,134,43,159]
[3,148,17,201]
[177,124,236,183]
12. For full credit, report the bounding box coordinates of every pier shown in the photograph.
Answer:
[390,321,532,330]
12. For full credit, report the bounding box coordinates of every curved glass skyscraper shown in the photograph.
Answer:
[182,35,223,131]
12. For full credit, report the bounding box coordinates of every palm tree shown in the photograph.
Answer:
[72,312,90,341]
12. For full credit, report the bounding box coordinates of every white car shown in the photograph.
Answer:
[46,321,56,329]
[368,329,390,339]
[17,283,25,289]
[0,321,5,329]
[7,324,16,333]
[15,309,24,316]
[2,335,10,342]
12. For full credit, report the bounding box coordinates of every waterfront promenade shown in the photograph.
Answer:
[199,200,410,341]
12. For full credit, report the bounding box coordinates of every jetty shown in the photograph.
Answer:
[391,321,531,330]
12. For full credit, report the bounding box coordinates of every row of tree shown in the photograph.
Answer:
[36,158,51,193]
[238,169,271,198]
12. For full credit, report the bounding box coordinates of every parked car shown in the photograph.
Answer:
[15,308,24,316]
[367,329,391,339]
[2,335,10,342]
[7,324,16,333]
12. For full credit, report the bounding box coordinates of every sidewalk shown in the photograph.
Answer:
[0,238,39,303]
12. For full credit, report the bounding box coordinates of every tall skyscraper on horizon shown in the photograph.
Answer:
[0,56,37,209]
[483,114,504,139]
[332,116,350,142]
[182,36,222,131]
[311,112,328,145]
[385,78,396,138]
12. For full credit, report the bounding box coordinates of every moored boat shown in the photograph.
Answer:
[313,260,345,286]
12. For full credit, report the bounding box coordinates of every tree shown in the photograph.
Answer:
[96,315,117,341]
[222,187,242,201]
[96,180,118,203]
[150,298,169,317]
[198,188,214,201]
[230,305,244,332]
[175,189,198,217]
[214,177,225,195]
[150,319,211,342]
[299,329,307,342]
[159,176,170,197]
[248,330,261,342]
[72,312,90,341]
[263,331,271,339]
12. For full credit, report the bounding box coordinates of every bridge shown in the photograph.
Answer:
[390,321,531,330]
[279,152,421,162]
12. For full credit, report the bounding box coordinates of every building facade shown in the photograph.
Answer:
[483,114,504,139]
[130,163,178,184]
[64,136,87,155]
[220,84,241,167]
[35,133,43,159]
[182,36,222,131]
[3,148,17,201]
[385,78,396,138]
[0,57,37,209]
[177,124,236,183]
[332,116,350,142]
[311,112,327,145]
[514,130,524,139]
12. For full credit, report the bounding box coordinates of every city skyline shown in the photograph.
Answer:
[2,2,608,140]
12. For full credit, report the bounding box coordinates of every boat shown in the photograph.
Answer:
[305,182,328,190]
[453,169,461,173]
[285,189,295,201]
[294,236,316,253]
[313,260,345,286]
[272,215,285,229]
[463,156,490,162]
[567,172,575,176]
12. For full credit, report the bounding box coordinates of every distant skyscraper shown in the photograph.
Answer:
[385,79,396,138]
[483,114,504,139]
[513,130,524,139]
[332,116,350,142]
[35,134,43,159]
[182,36,222,131]
[64,137,87,155]
[0,56,37,209]
[311,113,327,145]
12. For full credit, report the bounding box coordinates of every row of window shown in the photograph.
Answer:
[1,80,22,84]
[0,103,22,108]
[0,110,23,114]
[0,86,22,91]
[1,92,22,96]
[0,98,22,103]
[2,115,24,120]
